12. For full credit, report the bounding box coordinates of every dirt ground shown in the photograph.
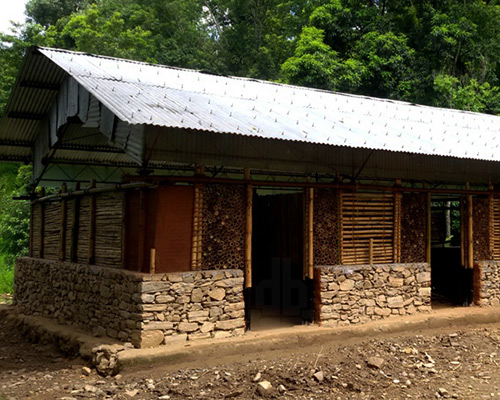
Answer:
[2,309,500,399]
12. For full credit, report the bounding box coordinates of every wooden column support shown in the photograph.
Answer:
[244,168,253,289]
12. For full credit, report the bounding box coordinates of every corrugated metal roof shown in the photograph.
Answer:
[3,46,500,170]
[35,46,500,163]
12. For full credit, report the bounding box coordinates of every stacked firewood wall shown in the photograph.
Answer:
[473,197,490,261]
[201,184,246,270]
[313,188,339,265]
[30,191,124,268]
[401,194,427,263]
[491,196,500,261]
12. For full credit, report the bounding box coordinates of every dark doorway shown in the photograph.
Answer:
[248,190,312,330]
[430,197,473,306]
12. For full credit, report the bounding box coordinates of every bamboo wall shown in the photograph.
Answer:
[31,192,124,267]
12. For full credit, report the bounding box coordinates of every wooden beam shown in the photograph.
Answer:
[88,180,96,265]
[59,183,67,260]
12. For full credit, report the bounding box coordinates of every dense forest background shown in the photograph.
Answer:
[2,0,500,291]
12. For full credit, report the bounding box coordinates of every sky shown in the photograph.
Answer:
[0,0,29,34]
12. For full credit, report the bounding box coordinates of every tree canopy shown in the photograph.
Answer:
[3,0,500,114]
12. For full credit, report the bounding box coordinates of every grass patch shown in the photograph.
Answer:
[0,255,14,294]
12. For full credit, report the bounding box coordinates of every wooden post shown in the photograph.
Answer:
[369,238,374,265]
[39,188,45,259]
[308,187,314,279]
[150,248,156,274]
[138,188,146,272]
[59,183,67,260]
[467,193,474,269]
[426,191,431,265]
[70,183,80,262]
[244,168,253,289]
[88,179,96,265]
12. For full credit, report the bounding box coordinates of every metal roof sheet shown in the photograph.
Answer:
[4,46,500,166]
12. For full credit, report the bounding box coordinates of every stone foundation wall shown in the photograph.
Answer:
[477,261,500,306]
[314,263,431,326]
[14,258,245,348]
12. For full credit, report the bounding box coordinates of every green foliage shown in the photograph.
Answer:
[0,164,30,294]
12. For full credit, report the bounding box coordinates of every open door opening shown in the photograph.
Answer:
[248,189,312,330]
[430,197,473,307]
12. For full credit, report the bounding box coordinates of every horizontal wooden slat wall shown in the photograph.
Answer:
[341,192,396,265]
[492,196,500,260]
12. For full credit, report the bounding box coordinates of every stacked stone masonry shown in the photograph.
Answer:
[314,263,431,326]
[477,261,500,306]
[14,258,245,348]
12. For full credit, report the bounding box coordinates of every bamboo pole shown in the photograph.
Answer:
[244,168,253,289]
[88,179,96,265]
[308,187,314,279]
[150,248,156,274]
[369,238,374,265]
[59,183,67,260]
[467,193,474,269]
